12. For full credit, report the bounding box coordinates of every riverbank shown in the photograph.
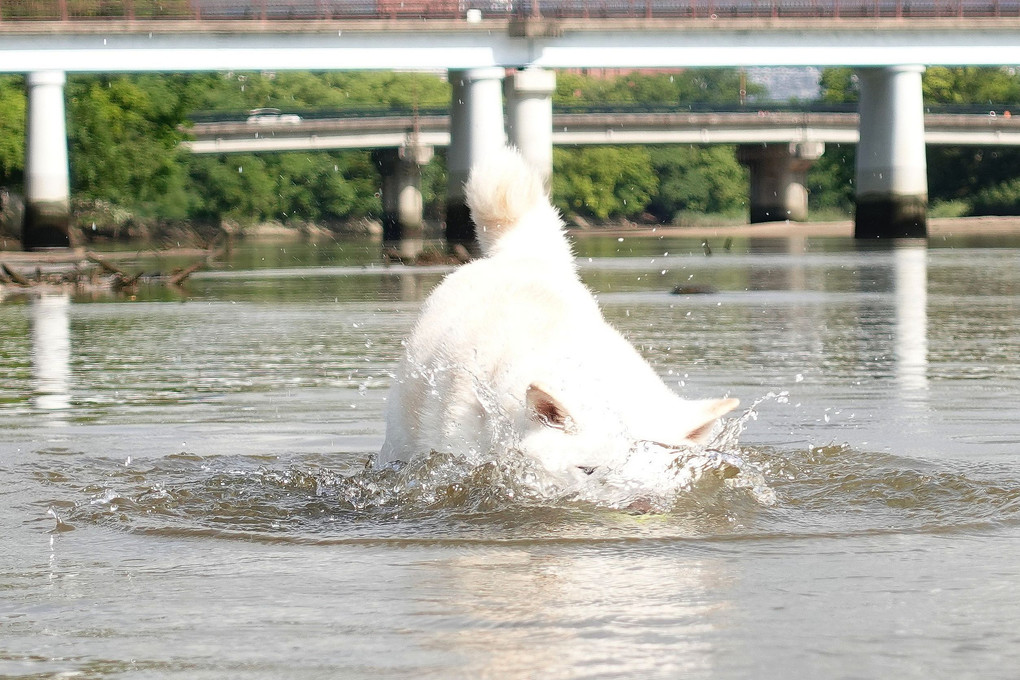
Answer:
[565,215,1020,240]
[4,215,1020,266]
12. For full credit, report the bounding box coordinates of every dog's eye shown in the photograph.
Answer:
[577,466,597,476]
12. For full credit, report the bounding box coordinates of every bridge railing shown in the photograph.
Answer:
[1,0,1018,20]
[186,102,1020,125]
[0,0,473,21]
[517,0,1020,19]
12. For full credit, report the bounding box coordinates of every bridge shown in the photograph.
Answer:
[5,1,1020,72]
[5,1,1020,246]
[183,107,1020,153]
[179,104,1020,225]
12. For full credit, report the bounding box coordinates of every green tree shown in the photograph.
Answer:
[186,150,382,225]
[0,76,26,187]
[807,144,856,214]
[818,68,857,104]
[552,146,658,220]
[647,145,747,220]
[922,67,1020,215]
[555,69,763,107]
[67,75,192,218]
[549,70,763,222]
[190,71,450,112]
[187,154,276,223]
[923,66,1020,106]
[971,176,1020,215]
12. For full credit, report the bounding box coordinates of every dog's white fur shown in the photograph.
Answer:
[378,147,738,488]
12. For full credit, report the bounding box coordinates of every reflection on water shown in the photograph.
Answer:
[30,292,71,412]
[427,549,725,677]
[894,243,929,403]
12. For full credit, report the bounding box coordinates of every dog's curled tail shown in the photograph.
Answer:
[465,146,549,256]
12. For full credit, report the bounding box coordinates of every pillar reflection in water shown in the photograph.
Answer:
[893,243,929,403]
[420,549,727,676]
[30,292,71,411]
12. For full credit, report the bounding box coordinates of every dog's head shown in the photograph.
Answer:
[517,382,739,486]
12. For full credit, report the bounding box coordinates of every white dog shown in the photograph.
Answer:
[378,147,738,492]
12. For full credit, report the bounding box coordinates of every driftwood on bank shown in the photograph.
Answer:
[0,244,224,296]
[85,253,144,291]
[381,243,473,266]
[1,263,32,286]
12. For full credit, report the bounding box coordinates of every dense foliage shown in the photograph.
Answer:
[3,66,1020,236]
[0,77,26,187]
[550,69,756,222]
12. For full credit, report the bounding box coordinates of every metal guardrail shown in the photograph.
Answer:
[2,0,1019,22]
[182,107,1020,155]
[186,102,1020,124]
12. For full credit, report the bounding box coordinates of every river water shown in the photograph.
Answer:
[1,233,1019,679]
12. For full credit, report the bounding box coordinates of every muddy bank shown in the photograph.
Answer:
[1,216,384,255]
[1,192,386,253]
[6,213,1020,259]
[566,215,1020,240]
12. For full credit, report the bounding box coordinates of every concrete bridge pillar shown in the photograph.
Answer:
[23,71,71,250]
[855,66,928,239]
[737,142,824,223]
[446,67,506,250]
[506,68,556,191]
[374,143,434,242]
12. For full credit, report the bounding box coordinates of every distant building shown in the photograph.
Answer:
[562,67,821,102]
[746,67,822,101]
[563,67,687,78]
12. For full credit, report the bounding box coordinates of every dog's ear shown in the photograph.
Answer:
[684,398,740,444]
[527,383,574,432]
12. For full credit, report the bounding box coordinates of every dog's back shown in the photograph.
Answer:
[379,148,578,465]
[379,148,737,479]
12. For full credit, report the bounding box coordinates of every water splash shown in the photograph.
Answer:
[34,383,1020,542]
[29,433,1020,546]
[385,355,777,512]
[47,506,75,533]
[363,414,771,515]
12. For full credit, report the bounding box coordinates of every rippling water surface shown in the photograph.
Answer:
[2,234,1019,679]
